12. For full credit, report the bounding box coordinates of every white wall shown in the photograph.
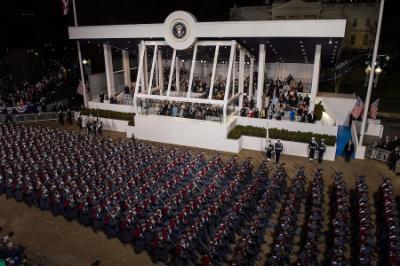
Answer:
[88,101,136,113]
[236,116,338,136]
[89,72,125,99]
[128,115,240,153]
[88,73,107,99]
[241,135,336,161]
[166,61,312,83]
[265,63,313,83]
[316,93,356,126]
[125,115,335,160]
[353,119,384,138]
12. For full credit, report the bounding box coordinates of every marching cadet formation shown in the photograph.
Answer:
[0,123,400,265]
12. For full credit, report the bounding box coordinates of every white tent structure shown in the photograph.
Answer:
[69,11,361,159]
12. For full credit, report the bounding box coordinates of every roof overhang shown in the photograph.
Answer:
[68,11,346,67]
[69,19,346,40]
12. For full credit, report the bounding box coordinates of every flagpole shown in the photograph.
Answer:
[72,0,88,108]
[359,0,385,146]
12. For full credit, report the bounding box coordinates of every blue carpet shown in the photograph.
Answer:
[336,125,352,157]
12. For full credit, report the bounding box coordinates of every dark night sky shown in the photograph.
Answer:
[1,0,399,50]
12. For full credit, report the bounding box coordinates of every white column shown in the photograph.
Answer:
[157,50,164,95]
[72,0,87,107]
[133,41,146,111]
[143,47,149,93]
[223,42,236,123]
[187,44,198,98]
[309,44,321,112]
[359,0,385,147]
[148,45,158,94]
[103,44,115,98]
[249,57,254,99]
[231,52,236,97]
[175,57,181,92]
[238,49,245,109]
[167,49,176,96]
[122,50,131,88]
[256,44,266,110]
[208,45,220,100]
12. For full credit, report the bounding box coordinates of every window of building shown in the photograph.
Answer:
[363,33,369,45]
[352,18,358,27]
[350,34,356,45]
[366,18,371,27]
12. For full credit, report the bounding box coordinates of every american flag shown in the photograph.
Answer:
[351,96,364,119]
[369,98,380,120]
[61,0,70,16]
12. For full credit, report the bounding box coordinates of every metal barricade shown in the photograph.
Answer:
[365,144,391,162]
[8,112,77,123]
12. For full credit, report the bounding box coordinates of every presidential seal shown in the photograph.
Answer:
[172,22,187,40]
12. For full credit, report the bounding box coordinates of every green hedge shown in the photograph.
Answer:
[228,125,336,146]
[80,109,135,126]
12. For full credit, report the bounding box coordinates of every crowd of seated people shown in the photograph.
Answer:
[0,61,69,112]
[3,123,400,265]
[0,229,25,265]
[240,74,314,123]
[157,101,222,121]
[136,99,223,121]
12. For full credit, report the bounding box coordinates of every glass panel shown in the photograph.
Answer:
[135,98,223,123]
[212,45,230,100]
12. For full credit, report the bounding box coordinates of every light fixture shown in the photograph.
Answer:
[365,65,371,74]
[329,39,333,45]
[386,55,390,61]
[82,59,88,64]
[375,66,382,74]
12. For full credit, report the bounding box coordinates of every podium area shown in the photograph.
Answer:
[68,11,359,159]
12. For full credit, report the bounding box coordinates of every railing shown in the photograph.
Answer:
[365,144,399,167]
[2,112,78,123]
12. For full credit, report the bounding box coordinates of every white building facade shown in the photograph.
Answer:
[230,0,379,50]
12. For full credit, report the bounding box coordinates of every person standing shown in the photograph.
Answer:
[66,108,73,125]
[309,137,317,161]
[389,147,400,172]
[57,109,64,125]
[318,139,326,164]
[344,139,354,162]
[265,140,274,162]
[275,139,283,164]
[77,115,83,130]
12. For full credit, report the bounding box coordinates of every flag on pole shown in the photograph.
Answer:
[351,96,364,119]
[369,98,380,120]
[61,0,70,16]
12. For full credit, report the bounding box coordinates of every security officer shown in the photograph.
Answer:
[265,140,274,162]
[275,140,283,164]
[309,137,317,161]
[318,139,326,164]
